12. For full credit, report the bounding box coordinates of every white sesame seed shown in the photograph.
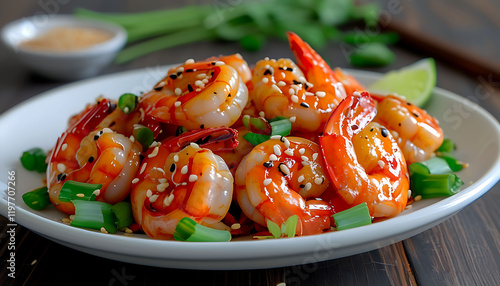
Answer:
[149,194,159,203]
[146,189,152,198]
[31,259,37,265]
[269,154,278,161]
[181,165,188,174]
[289,116,296,123]
[140,162,147,174]
[196,73,207,79]
[314,178,323,185]
[289,88,296,95]
[298,175,305,183]
[301,161,310,166]
[181,182,187,186]
[92,189,100,196]
[262,77,269,84]
[378,160,385,168]
[270,135,282,140]
[202,78,209,84]
[259,111,266,117]
[148,146,160,158]
[291,95,299,103]
[125,228,133,234]
[277,81,286,87]
[316,91,326,98]
[312,153,318,160]
[303,182,312,191]
[61,143,68,151]
[62,218,71,223]
[195,80,204,87]
[263,178,272,186]
[271,84,281,93]
[283,138,290,148]
[284,149,294,156]
[185,58,195,64]
[279,164,290,175]
[273,145,282,156]
[157,182,169,192]
[175,88,182,96]
[190,142,200,149]
[414,195,422,201]
[305,92,315,96]
[158,178,167,183]
[76,193,85,198]
[405,205,413,210]
[174,154,179,162]
[231,223,241,230]
[281,72,286,78]
[408,189,412,197]
[174,101,181,107]
[301,155,309,162]
[215,60,225,66]
[69,215,75,220]
[100,227,108,234]
[189,174,199,182]
[299,148,305,154]
[57,163,66,173]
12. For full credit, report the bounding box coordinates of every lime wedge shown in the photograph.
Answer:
[368,58,436,107]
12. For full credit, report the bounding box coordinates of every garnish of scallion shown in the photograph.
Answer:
[22,187,50,210]
[118,93,138,114]
[70,200,117,234]
[332,202,372,231]
[58,181,102,203]
[110,202,135,230]
[174,217,231,242]
[20,147,47,173]
[243,116,292,146]
[132,124,154,150]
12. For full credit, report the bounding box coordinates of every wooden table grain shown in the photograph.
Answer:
[1,1,499,285]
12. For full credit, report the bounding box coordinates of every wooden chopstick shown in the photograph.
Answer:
[382,18,500,83]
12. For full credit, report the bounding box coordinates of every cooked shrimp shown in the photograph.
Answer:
[139,55,249,130]
[47,99,142,214]
[319,92,409,218]
[372,94,444,164]
[130,127,238,239]
[248,33,364,133]
[234,136,333,236]
[287,31,365,110]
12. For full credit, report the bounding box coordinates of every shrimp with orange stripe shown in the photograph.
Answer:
[234,136,333,236]
[47,99,143,214]
[130,127,238,239]
[139,54,250,130]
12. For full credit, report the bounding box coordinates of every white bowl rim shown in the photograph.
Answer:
[1,14,127,57]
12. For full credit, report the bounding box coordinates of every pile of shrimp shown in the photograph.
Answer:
[46,32,444,239]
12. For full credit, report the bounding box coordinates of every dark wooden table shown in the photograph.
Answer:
[1,1,500,285]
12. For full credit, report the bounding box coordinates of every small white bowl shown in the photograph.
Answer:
[1,15,126,81]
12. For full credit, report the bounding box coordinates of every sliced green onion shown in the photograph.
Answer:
[243,117,292,146]
[418,157,453,175]
[410,172,463,199]
[22,187,50,210]
[133,124,154,150]
[20,147,47,173]
[349,42,395,67]
[242,116,269,132]
[59,181,102,203]
[173,217,231,242]
[118,93,138,114]
[437,139,455,153]
[110,202,135,230]
[71,200,117,234]
[332,202,372,230]
[438,154,466,172]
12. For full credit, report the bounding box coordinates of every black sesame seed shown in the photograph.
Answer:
[57,173,66,181]
[176,71,182,76]
[412,112,419,118]
[370,128,374,132]
[264,69,272,76]
[109,102,117,112]
[154,85,163,91]
[406,102,412,106]
[187,84,193,92]
[398,123,401,126]
[228,93,231,97]
[381,128,388,137]
[185,69,194,73]
[299,184,305,188]
[200,124,205,129]
[300,102,310,108]
[94,135,100,140]
[352,124,359,130]
[263,161,273,168]
[169,74,177,80]
[286,67,294,72]
[211,62,216,66]
[88,156,95,163]
[170,163,176,172]
[292,80,301,85]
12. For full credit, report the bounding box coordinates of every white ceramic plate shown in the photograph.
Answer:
[1,67,500,270]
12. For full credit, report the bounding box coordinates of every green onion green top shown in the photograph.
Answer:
[332,202,372,230]
[118,93,138,114]
[20,147,47,173]
[22,187,50,211]
[174,217,231,242]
